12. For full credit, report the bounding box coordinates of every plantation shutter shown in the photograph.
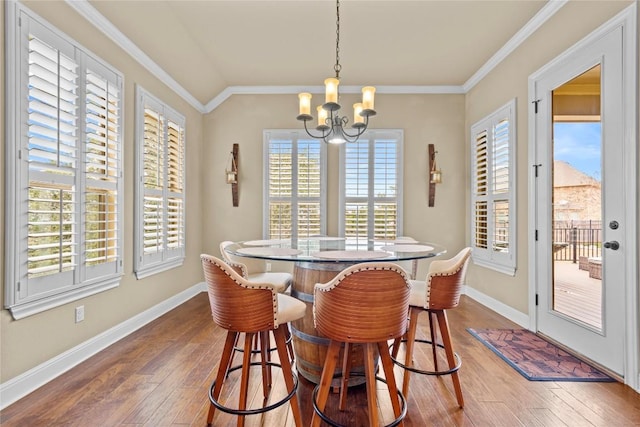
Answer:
[84,60,121,279]
[344,139,369,243]
[26,31,79,293]
[492,118,510,253]
[473,129,489,249]
[264,131,325,240]
[296,140,322,238]
[143,108,164,258]
[166,119,185,252]
[470,99,516,275]
[135,88,186,278]
[373,139,398,240]
[341,131,402,244]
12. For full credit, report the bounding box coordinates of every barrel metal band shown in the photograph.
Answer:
[290,324,331,345]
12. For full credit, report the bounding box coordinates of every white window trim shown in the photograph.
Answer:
[263,130,327,240]
[4,1,124,319]
[470,98,517,275]
[338,129,404,240]
[134,86,186,279]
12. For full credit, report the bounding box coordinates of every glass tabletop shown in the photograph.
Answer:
[224,237,447,263]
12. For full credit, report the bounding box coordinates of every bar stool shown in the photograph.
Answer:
[391,247,471,408]
[220,241,295,361]
[200,254,306,427]
[311,262,411,427]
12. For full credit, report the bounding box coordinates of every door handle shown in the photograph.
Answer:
[603,241,620,250]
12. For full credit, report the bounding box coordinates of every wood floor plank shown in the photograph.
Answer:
[2,294,639,427]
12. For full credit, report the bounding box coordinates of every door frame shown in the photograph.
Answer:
[527,3,637,389]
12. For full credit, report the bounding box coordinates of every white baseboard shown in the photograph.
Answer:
[0,282,207,410]
[463,285,530,328]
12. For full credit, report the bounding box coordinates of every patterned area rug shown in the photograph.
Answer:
[467,328,615,382]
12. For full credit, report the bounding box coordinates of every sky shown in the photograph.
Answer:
[553,122,602,180]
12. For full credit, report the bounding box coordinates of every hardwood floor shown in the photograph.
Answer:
[2,293,639,426]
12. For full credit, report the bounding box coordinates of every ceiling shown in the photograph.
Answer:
[82,0,551,109]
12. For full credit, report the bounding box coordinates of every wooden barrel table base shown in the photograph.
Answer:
[290,261,372,387]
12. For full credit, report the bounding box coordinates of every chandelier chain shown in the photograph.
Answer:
[334,0,341,78]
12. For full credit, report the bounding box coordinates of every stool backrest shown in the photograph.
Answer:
[425,247,471,310]
[218,241,248,277]
[219,240,267,276]
[314,263,410,343]
[201,254,277,332]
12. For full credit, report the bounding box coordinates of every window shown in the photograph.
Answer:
[263,131,327,239]
[134,87,186,278]
[339,130,403,244]
[470,99,516,275]
[5,3,123,319]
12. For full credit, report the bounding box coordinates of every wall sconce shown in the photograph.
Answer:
[428,144,440,207]
[226,144,239,206]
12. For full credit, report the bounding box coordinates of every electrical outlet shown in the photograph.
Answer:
[266,262,272,272]
[75,305,85,323]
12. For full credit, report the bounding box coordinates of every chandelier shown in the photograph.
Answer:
[296,0,376,144]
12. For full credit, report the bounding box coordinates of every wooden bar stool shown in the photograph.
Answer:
[391,247,471,408]
[201,254,306,427]
[311,262,411,427]
[219,241,296,362]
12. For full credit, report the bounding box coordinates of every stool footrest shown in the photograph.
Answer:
[311,374,407,427]
[209,361,298,416]
[233,332,293,354]
[390,338,461,376]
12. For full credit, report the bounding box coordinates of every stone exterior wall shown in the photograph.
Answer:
[553,184,601,221]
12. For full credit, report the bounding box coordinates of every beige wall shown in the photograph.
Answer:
[202,93,467,280]
[0,2,205,382]
[464,0,633,313]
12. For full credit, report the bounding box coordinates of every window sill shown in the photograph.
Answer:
[135,258,185,280]
[7,277,121,320]
[472,256,516,276]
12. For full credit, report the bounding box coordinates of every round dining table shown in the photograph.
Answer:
[223,237,446,386]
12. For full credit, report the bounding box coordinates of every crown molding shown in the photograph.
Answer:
[64,0,207,113]
[66,0,565,113]
[463,0,568,92]
[203,85,465,113]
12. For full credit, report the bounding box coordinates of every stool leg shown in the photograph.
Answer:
[339,342,352,410]
[238,333,254,427]
[273,326,303,427]
[260,330,271,401]
[378,341,403,426]
[402,307,420,397]
[208,331,238,425]
[364,343,379,427]
[391,335,403,359]
[435,310,464,408]
[311,340,341,427]
[429,311,439,372]
[285,325,295,363]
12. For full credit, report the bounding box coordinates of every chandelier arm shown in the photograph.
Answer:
[301,118,329,140]
[339,116,369,139]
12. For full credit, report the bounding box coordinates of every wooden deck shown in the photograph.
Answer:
[2,293,639,426]
[554,261,602,329]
